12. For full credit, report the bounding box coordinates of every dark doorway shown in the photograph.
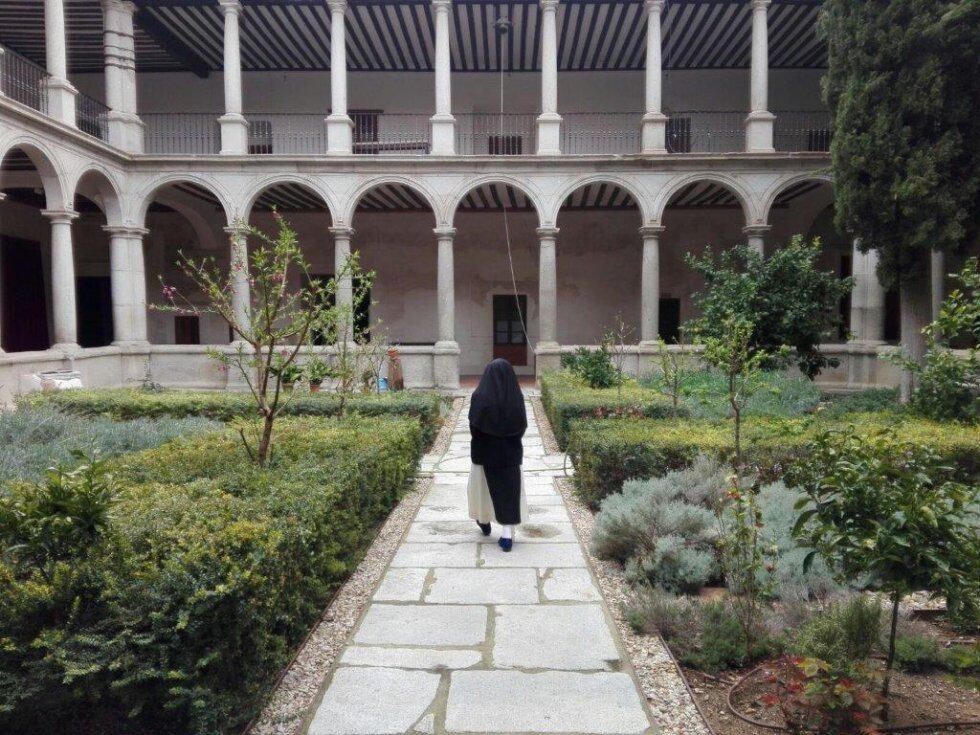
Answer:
[659,298,681,344]
[175,315,201,345]
[493,294,527,366]
[1,235,49,351]
[76,276,113,347]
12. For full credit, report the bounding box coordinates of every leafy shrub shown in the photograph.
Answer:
[22,389,443,447]
[0,416,423,735]
[567,413,980,505]
[683,601,771,673]
[593,457,723,592]
[893,634,945,673]
[560,345,618,388]
[626,586,700,640]
[819,388,900,417]
[0,405,218,483]
[790,597,882,668]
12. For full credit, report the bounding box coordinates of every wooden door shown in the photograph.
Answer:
[492,294,527,366]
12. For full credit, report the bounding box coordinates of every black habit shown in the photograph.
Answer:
[469,359,527,524]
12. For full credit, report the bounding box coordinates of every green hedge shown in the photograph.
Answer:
[539,371,685,449]
[23,388,444,447]
[0,416,423,735]
[567,414,980,507]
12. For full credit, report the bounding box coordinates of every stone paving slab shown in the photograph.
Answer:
[445,670,651,734]
[340,647,483,670]
[390,542,478,568]
[426,568,539,604]
[405,520,578,544]
[492,604,620,670]
[480,542,587,568]
[354,604,488,647]
[541,567,602,601]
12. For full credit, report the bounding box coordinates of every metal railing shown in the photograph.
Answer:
[456,112,538,155]
[0,45,48,115]
[144,113,221,154]
[76,92,109,141]
[563,112,640,154]
[775,110,832,152]
[666,111,745,153]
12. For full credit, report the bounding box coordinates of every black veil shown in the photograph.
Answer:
[468,358,527,437]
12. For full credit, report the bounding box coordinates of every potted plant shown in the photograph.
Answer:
[271,352,304,390]
[305,356,331,392]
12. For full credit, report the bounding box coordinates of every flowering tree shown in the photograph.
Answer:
[158,214,347,466]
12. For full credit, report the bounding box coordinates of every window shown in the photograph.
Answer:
[248,120,273,154]
[659,298,681,343]
[174,315,200,345]
[666,116,692,153]
[492,294,528,366]
[488,134,523,155]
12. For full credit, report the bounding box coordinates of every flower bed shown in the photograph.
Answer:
[568,413,980,507]
[22,388,444,447]
[0,416,423,735]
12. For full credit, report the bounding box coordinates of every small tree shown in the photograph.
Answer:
[328,256,379,415]
[686,237,852,379]
[604,314,635,398]
[790,428,980,709]
[651,337,684,418]
[158,214,344,466]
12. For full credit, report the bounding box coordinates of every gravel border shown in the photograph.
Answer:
[530,396,560,455]
[249,475,432,735]
[557,475,713,735]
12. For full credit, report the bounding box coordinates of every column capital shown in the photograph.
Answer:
[41,209,79,224]
[329,225,355,239]
[536,226,559,239]
[103,225,148,238]
[0,192,7,202]
[218,0,242,14]
[431,0,452,9]
[742,224,771,237]
[750,0,771,9]
[434,226,457,240]
[540,0,560,10]
[639,225,665,238]
[645,0,665,13]
[327,0,348,13]
[101,0,137,14]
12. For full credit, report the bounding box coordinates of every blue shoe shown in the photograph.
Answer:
[477,522,491,536]
[498,537,513,552]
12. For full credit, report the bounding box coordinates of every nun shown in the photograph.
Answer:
[467,358,528,552]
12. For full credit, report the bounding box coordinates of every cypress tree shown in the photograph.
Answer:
[821,0,980,400]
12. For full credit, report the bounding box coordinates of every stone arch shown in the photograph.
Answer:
[552,175,650,225]
[344,176,438,226]
[653,173,755,225]
[241,174,337,224]
[760,172,834,224]
[0,138,69,211]
[134,174,234,228]
[70,165,125,226]
[447,175,545,227]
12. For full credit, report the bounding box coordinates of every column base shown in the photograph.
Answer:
[744,110,775,153]
[641,112,668,154]
[111,339,151,350]
[434,340,460,390]
[45,77,78,127]
[327,114,354,154]
[534,341,562,377]
[107,111,145,154]
[219,113,249,155]
[51,342,81,354]
[430,114,456,155]
[536,113,563,156]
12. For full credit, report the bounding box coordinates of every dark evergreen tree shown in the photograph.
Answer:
[821,0,980,400]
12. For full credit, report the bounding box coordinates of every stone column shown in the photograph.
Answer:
[430,0,456,155]
[744,0,775,152]
[102,0,144,152]
[218,0,248,155]
[327,0,354,154]
[330,226,355,337]
[536,0,562,155]
[0,192,5,353]
[743,225,770,257]
[104,225,149,345]
[433,226,460,388]
[639,225,664,344]
[537,227,559,346]
[641,0,667,154]
[42,209,80,349]
[930,249,945,323]
[849,241,885,343]
[44,0,78,125]
[225,225,251,340]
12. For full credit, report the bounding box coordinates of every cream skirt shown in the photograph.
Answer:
[467,463,529,525]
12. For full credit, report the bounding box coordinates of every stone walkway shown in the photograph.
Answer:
[305,396,655,735]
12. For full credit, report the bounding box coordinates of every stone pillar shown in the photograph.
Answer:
[44,0,78,125]
[104,225,149,345]
[102,1,144,152]
[330,226,355,337]
[0,192,5,353]
[744,0,775,152]
[430,0,456,155]
[849,241,885,343]
[536,0,562,155]
[433,225,460,388]
[218,0,248,155]
[743,225,770,257]
[42,209,80,349]
[641,0,667,154]
[930,249,945,323]
[327,0,354,154]
[537,227,559,346]
[639,225,664,344]
[225,226,251,340]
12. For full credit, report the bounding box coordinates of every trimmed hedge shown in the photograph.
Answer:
[567,414,980,507]
[539,371,685,449]
[0,416,423,735]
[23,388,444,447]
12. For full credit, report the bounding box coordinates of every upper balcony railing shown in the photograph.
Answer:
[139,109,831,157]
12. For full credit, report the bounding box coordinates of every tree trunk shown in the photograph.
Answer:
[882,593,901,720]
[257,413,275,467]
[898,275,930,403]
